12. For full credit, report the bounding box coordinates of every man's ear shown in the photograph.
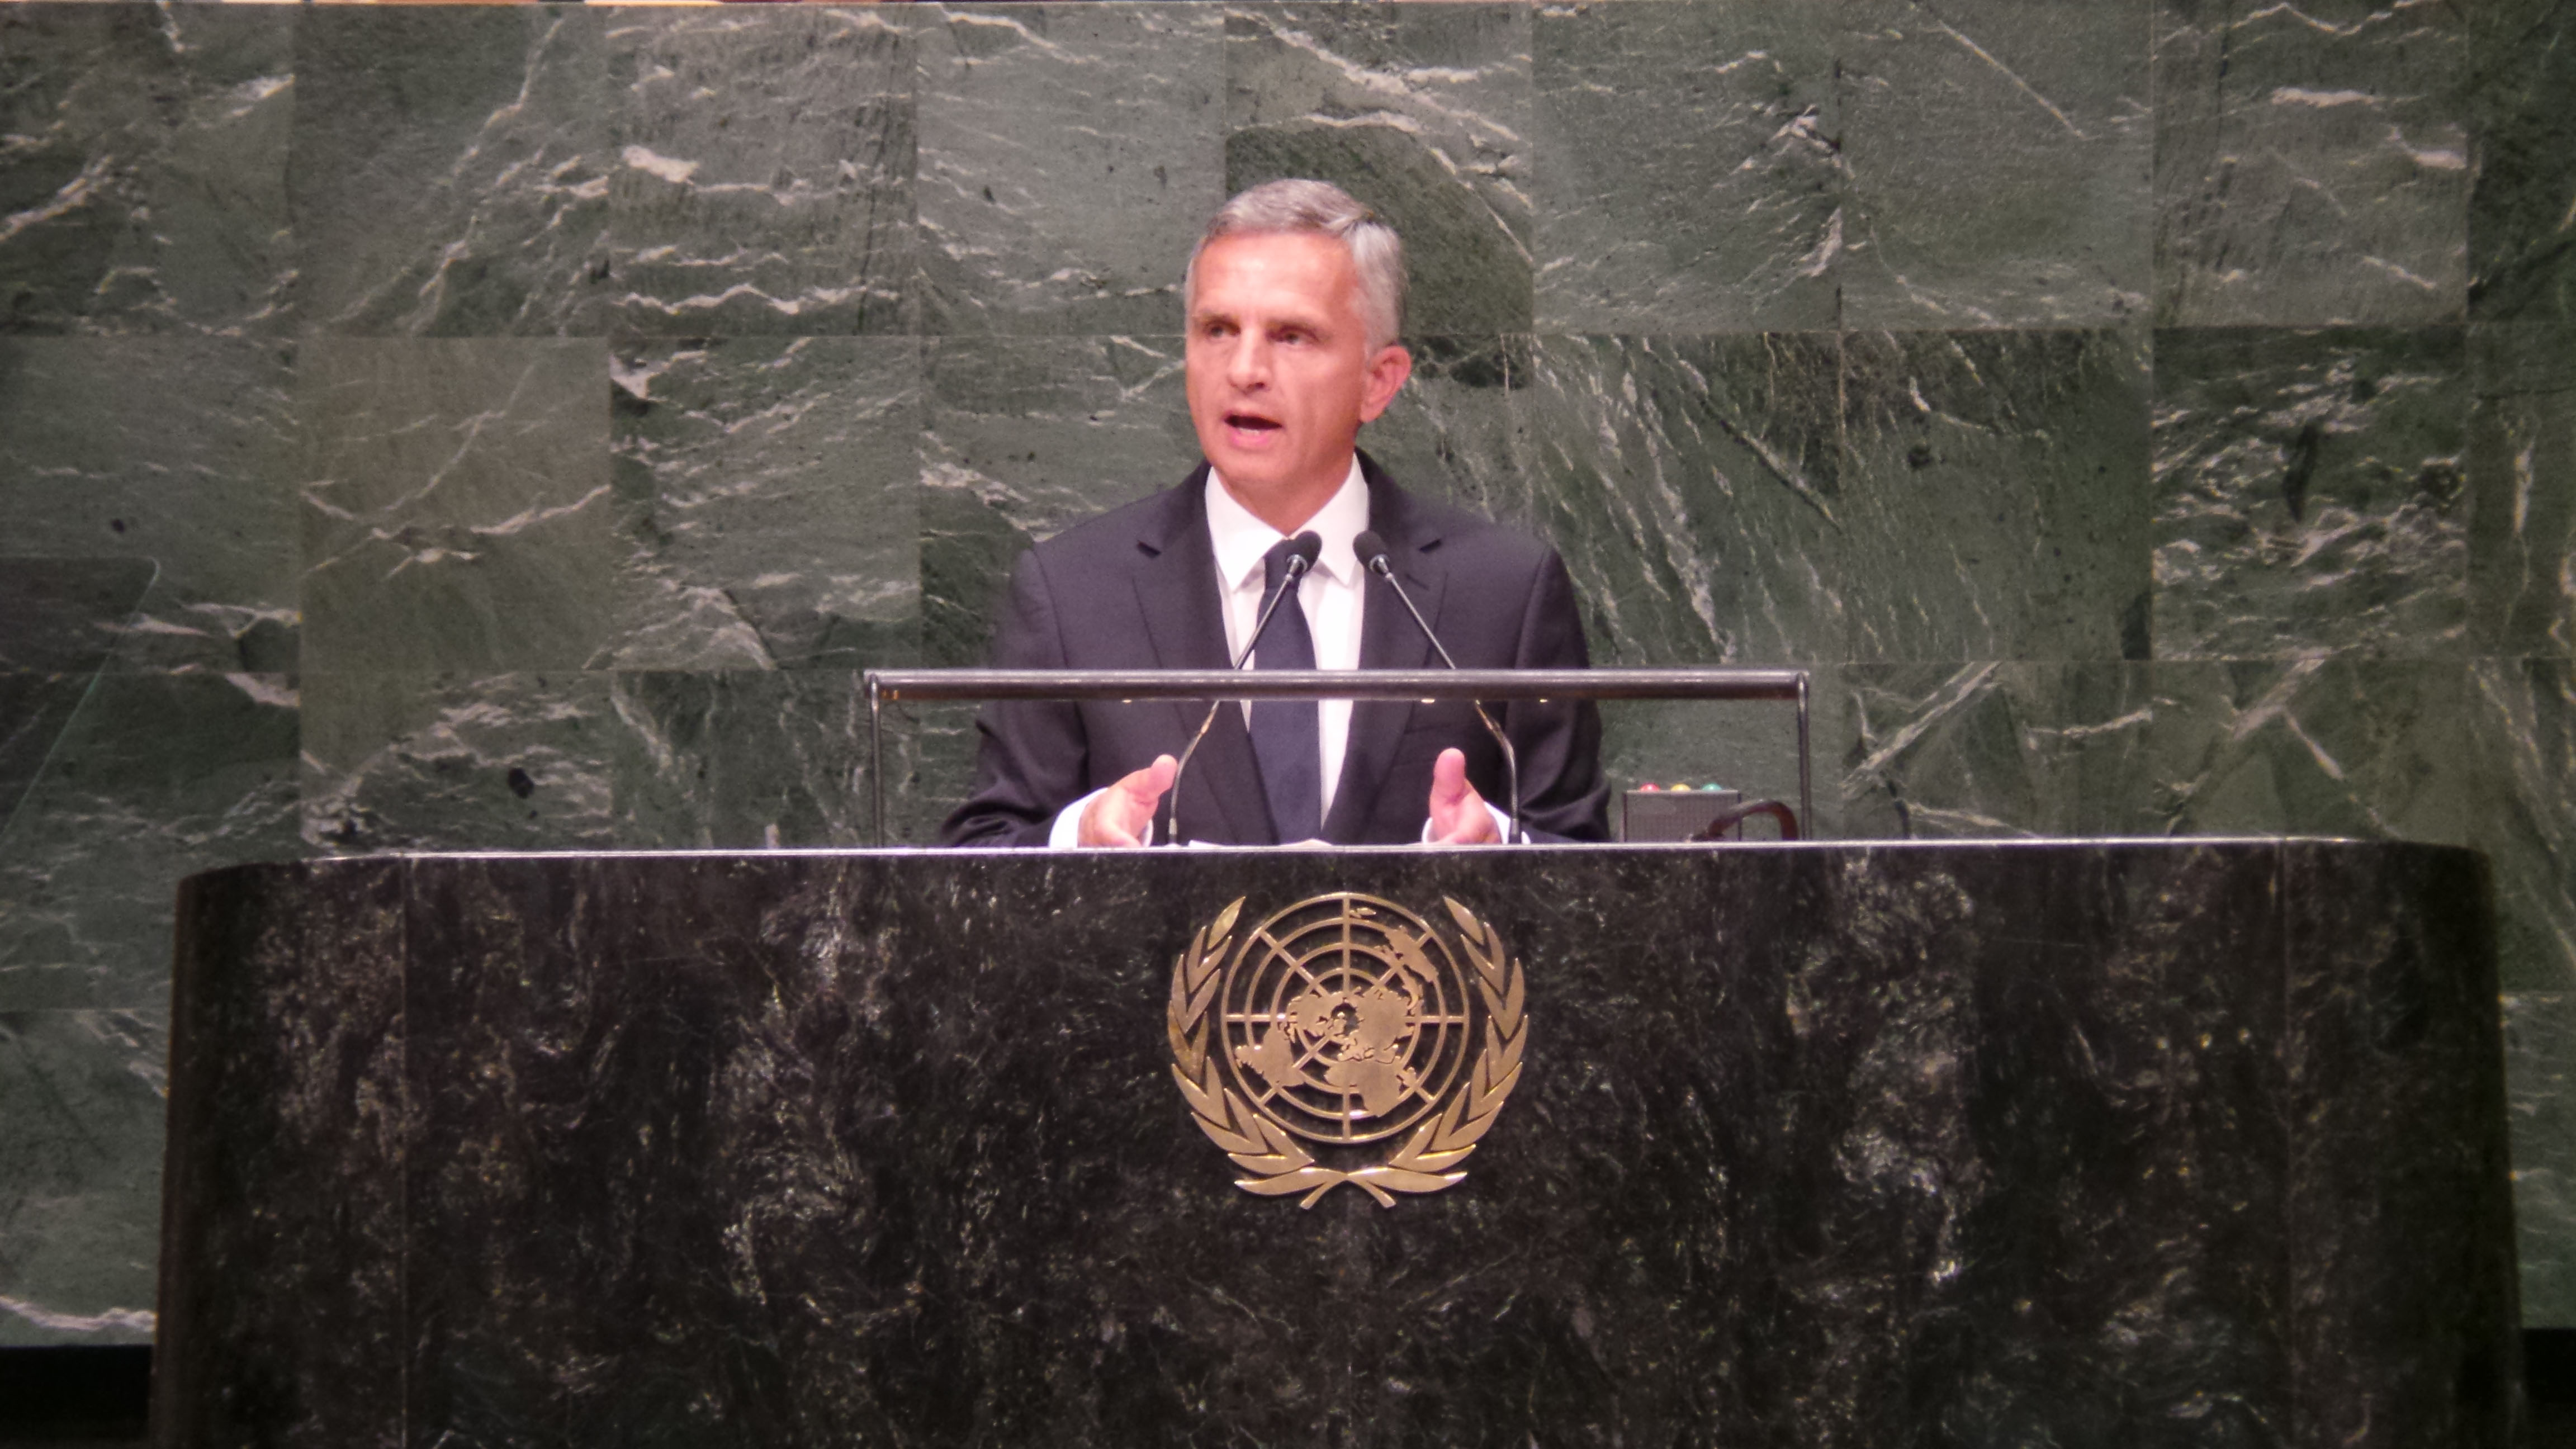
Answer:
[1357,344,1413,423]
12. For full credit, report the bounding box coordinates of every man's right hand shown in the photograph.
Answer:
[1078,754,1178,847]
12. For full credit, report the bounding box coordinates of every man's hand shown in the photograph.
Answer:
[1078,754,1177,847]
[1425,747,1502,845]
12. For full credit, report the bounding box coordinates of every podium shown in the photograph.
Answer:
[154,842,2517,1446]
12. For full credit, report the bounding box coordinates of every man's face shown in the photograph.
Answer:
[1186,231,1411,520]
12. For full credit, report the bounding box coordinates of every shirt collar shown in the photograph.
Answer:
[1204,457,1368,593]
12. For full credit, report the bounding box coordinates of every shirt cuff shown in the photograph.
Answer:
[1049,788,1156,847]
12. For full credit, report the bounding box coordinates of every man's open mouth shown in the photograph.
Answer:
[1225,413,1283,434]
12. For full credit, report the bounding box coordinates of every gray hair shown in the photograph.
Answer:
[1185,179,1406,351]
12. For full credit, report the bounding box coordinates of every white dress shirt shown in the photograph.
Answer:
[1049,460,1368,845]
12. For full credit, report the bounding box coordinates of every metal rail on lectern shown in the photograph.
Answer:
[861,667,1812,847]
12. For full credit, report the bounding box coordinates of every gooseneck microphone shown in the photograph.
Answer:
[1163,531,1322,846]
[1352,529,1525,844]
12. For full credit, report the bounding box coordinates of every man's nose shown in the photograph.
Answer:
[1227,334,1270,388]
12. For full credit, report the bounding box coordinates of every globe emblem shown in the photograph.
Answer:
[1216,893,1476,1144]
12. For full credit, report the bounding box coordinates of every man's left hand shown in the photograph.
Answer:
[1425,747,1502,845]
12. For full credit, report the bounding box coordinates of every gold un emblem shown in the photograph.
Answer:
[1167,892,1528,1208]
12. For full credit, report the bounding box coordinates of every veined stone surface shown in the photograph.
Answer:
[2508,992,2576,1323]
[0,672,299,1011]
[2151,325,2470,660]
[1531,3,1840,333]
[2468,0,2576,324]
[2471,659,2576,992]
[1835,0,2152,329]
[606,337,923,671]
[919,334,1196,668]
[602,7,914,337]
[0,1010,166,1348]
[2155,0,2470,326]
[0,339,299,673]
[917,4,1220,336]
[153,846,2516,1443]
[2469,322,2576,655]
[1227,4,1532,336]
[0,5,294,337]
[1841,329,2151,662]
[1833,657,2471,846]
[1503,334,1845,667]
[301,667,939,854]
[300,337,615,674]
[291,7,608,338]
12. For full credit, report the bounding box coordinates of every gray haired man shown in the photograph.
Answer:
[940,179,1608,849]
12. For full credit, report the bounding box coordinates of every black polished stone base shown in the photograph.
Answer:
[155,843,2516,1447]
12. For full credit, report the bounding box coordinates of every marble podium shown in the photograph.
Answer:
[154,842,2517,1447]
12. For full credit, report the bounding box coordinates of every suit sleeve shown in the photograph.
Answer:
[937,548,1091,847]
[1504,548,1611,842]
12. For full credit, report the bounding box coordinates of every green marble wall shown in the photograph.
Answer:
[1,0,2570,1342]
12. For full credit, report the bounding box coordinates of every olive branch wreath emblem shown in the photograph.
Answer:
[1166,895,1527,1208]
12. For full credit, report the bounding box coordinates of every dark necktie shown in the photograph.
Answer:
[1250,538,1322,842]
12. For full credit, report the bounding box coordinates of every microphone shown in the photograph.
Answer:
[1353,530,1524,844]
[1163,531,1322,846]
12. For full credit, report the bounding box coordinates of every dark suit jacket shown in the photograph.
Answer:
[939,454,1609,846]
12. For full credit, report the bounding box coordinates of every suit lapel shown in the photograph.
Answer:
[1133,469,1273,845]
[1324,456,1445,841]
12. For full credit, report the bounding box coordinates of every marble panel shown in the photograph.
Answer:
[0,672,96,847]
[0,558,155,676]
[2507,991,2576,1327]
[0,672,300,1011]
[606,670,934,848]
[2150,325,2469,660]
[1528,2,1840,333]
[918,334,1196,666]
[2468,0,2575,325]
[1225,4,1532,335]
[1836,662,2156,841]
[1835,0,2153,329]
[604,337,923,671]
[2284,842,2516,1444]
[917,4,1220,336]
[154,859,402,1446]
[2161,656,2470,841]
[0,1010,165,1348]
[1841,329,2152,662]
[2154,0,2470,326]
[289,7,608,337]
[0,338,299,673]
[0,5,293,337]
[1503,335,1845,668]
[1832,657,2471,847]
[299,337,615,674]
[300,668,937,853]
[600,7,914,337]
[2469,322,2576,656]
[299,669,623,854]
[0,560,154,837]
[2470,657,2576,992]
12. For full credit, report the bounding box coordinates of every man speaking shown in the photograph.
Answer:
[940,179,1608,848]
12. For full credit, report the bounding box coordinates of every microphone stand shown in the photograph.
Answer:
[1357,544,1524,845]
[1163,536,1318,846]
